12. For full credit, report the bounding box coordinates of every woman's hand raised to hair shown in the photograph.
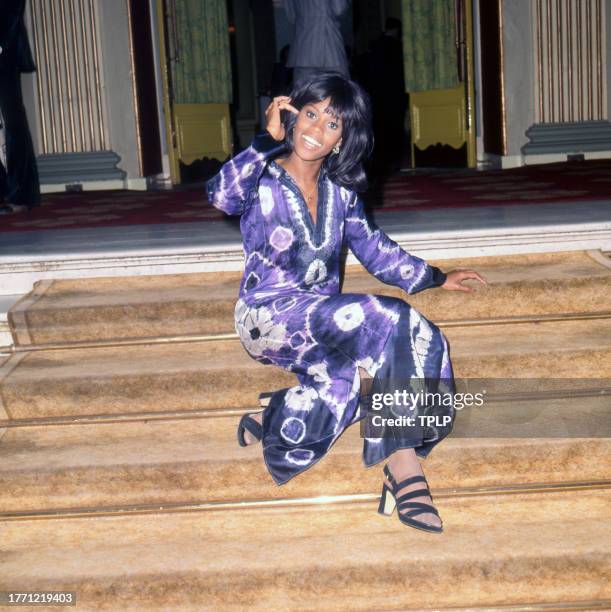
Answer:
[441,269,488,292]
[265,96,299,141]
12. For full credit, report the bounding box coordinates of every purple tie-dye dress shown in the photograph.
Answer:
[206,132,456,485]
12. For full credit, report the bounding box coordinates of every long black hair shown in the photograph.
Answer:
[282,72,373,192]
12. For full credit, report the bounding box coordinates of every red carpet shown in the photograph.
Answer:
[0,189,224,233]
[0,159,609,233]
[372,159,611,210]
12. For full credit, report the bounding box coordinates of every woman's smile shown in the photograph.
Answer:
[301,133,322,149]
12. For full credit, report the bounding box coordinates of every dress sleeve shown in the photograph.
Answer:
[343,194,447,294]
[205,131,286,216]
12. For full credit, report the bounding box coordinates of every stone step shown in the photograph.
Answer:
[1,393,609,514]
[1,488,609,609]
[0,294,21,349]
[8,251,610,348]
[1,318,609,422]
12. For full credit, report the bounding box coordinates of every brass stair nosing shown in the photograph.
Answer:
[1,480,610,522]
[482,386,611,403]
[10,332,238,353]
[8,310,611,353]
[1,385,609,428]
[383,599,611,612]
[0,407,247,428]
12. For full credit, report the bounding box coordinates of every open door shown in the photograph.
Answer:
[404,0,476,168]
[156,0,233,184]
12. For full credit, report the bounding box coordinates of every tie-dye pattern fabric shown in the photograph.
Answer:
[206,132,455,485]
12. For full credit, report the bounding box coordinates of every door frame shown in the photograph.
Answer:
[406,0,477,168]
[155,0,180,184]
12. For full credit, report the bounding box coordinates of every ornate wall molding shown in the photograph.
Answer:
[37,151,126,184]
[522,119,611,154]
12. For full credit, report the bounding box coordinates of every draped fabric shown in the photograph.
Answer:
[171,0,232,104]
[401,0,459,91]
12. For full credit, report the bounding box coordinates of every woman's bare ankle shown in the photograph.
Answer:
[359,366,373,395]
[387,448,419,478]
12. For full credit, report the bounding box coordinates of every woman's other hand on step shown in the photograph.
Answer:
[441,269,488,292]
[265,96,299,141]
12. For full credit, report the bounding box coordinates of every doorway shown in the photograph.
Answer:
[154,0,233,185]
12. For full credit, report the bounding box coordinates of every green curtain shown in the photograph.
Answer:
[171,0,232,104]
[401,0,459,92]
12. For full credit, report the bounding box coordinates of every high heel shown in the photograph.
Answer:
[378,464,444,533]
[258,391,274,408]
[237,411,263,447]
[242,389,284,445]
[377,482,397,516]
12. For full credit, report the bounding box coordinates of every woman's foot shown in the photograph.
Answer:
[359,366,373,395]
[386,448,442,530]
[242,411,263,445]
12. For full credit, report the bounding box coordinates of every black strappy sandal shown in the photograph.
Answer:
[378,464,444,533]
[237,412,263,447]
[237,390,281,446]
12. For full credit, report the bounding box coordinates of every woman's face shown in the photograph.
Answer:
[291,97,343,162]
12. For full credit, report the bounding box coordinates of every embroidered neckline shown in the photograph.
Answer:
[268,160,332,249]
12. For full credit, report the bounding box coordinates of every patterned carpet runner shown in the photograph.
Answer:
[1,159,609,233]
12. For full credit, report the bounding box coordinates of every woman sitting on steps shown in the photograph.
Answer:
[206,72,487,533]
